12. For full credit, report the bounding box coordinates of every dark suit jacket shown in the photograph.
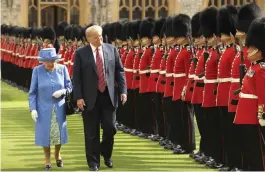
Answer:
[73,43,127,110]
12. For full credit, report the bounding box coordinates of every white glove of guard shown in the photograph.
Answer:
[52,89,66,98]
[259,119,265,127]
[31,110,38,122]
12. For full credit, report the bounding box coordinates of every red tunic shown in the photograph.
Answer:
[139,47,153,93]
[216,46,236,106]
[124,49,135,89]
[234,61,265,124]
[228,47,251,112]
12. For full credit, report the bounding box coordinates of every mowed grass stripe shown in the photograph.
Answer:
[1,81,213,171]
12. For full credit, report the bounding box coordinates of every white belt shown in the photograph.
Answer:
[231,78,240,83]
[173,73,186,78]
[124,68,134,72]
[139,70,150,74]
[25,56,31,59]
[63,62,68,65]
[204,79,217,84]
[133,70,139,73]
[218,78,231,83]
[150,69,159,73]
[188,74,195,79]
[239,93,258,99]
[194,76,205,80]
[165,73,174,77]
[159,70,166,74]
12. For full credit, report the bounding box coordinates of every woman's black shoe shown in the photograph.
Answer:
[44,164,52,171]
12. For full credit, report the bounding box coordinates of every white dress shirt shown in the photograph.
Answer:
[90,43,105,75]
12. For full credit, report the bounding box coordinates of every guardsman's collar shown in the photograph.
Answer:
[252,59,264,65]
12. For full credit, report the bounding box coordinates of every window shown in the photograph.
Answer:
[208,0,255,7]
[70,0,79,25]
[28,0,38,28]
[119,0,168,21]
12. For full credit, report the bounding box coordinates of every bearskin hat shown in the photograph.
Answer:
[164,16,174,38]
[56,21,69,37]
[102,23,109,43]
[120,21,129,41]
[236,3,263,33]
[217,4,238,36]
[172,14,191,38]
[151,17,166,38]
[41,26,56,41]
[130,20,141,40]
[139,17,155,39]
[200,6,218,38]
[191,12,201,38]
[246,17,265,58]
[71,25,82,41]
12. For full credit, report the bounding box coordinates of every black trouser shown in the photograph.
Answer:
[181,101,196,152]
[204,107,223,162]
[221,111,243,168]
[193,104,206,153]
[123,89,136,129]
[136,92,154,134]
[134,89,141,132]
[239,125,265,171]
[164,98,181,145]
[82,89,117,168]
[153,92,166,137]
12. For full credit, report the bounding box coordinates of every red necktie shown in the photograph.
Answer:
[96,48,106,92]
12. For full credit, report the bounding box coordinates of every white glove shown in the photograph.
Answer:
[31,110,38,122]
[259,119,265,127]
[52,89,66,98]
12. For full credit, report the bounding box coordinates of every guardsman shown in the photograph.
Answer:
[199,7,223,168]
[148,17,166,141]
[156,21,168,146]
[56,21,69,65]
[226,3,264,171]
[138,18,155,138]
[234,17,265,171]
[123,21,138,133]
[69,25,82,78]
[24,28,33,90]
[63,25,73,74]
[216,5,238,170]
[131,20,145,137]
[41,26,55,48]
[189,12,207,160]
[171,14,195,154]
[163,16,180,150]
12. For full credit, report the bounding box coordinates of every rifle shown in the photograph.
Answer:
[233,38,245,95]
[214,34,221,63]
[187,34,198,68]
[198,38,209,78]
[163,33,169,59]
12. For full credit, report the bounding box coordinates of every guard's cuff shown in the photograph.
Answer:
[257,104,265,119]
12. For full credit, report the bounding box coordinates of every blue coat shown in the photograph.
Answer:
[28,64,72,147]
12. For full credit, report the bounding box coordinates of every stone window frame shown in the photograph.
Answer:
[119,0,169,21]
[208,0,255,7]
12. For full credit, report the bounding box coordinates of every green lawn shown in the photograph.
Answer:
[1,81,213,171]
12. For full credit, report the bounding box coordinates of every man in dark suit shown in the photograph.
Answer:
[73,25,127,171]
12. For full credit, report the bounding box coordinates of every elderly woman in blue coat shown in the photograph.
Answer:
[28,48,72,170]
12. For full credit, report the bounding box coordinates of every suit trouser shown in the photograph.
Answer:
[239,125,265,171]
[204,107,223,163]
[181,101,196,151]
[164,98,181,145]
[136,92,154,134]
[153,92,166,137]
[193,104,206,153]
[82,89,116,167]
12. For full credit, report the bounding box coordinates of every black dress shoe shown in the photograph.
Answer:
[89,166,98,171]
[56,159,63,167]
[218,166,231,171]
[44,164,52,171]
[104,159,113,168]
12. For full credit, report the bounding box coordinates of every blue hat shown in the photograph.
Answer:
[38,48,61,61]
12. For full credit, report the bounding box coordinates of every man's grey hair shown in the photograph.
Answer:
[86,25,103,37]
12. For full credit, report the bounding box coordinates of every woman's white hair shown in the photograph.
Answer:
[86,25,103,37]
